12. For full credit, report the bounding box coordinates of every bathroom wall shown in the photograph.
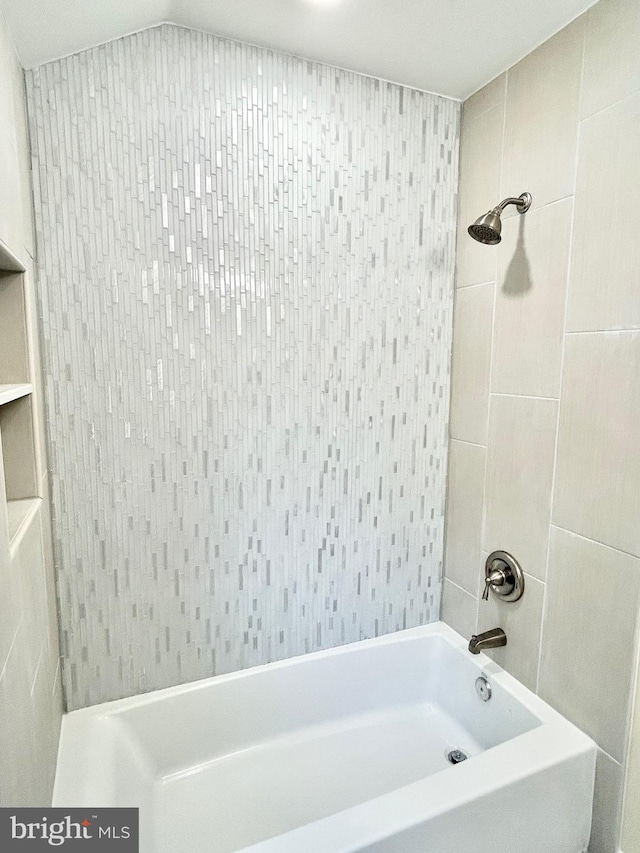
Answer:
[624,666,640,852]
[444,0,640,849]
[27,25,459,709]
[0,9,63,805]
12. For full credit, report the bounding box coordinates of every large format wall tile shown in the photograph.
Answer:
[456,105,503,288]
[483,394,557,581]
[449,283,493,445]
[0,472,19,676]
[441,579,477,639]
[501,18,585,215]
[0,14,35,259]
[476,569,544,692]
[589,749,624,853]
[492,199,571,398]
[0,630,37,805]
[582,0,640,119]
[0,506,61,806]
[449,11,640,852]
[554,331,640,555]
[622,680,640,852]
[567,93,640,332]
[462,74,506,123]
[444,439,485,595]
[27,25,459,708]
[539,527,640,762]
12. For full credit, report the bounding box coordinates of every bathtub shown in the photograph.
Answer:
[54,622,596,853]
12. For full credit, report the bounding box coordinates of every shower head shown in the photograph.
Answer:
[468,209,503,245]
[468,192,532,245]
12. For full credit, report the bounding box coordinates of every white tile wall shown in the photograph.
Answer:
[567,92,640,332]
[501,18,584,215]
[483,394,557,580]
[444,439,485,595]
[492,199,572,398]
[445,2,640,847]
[581,0,640,119]
[554,331,640,556]
[455,107,502,288]
[539,527,640,764]
[27,25,460,709]
[476,562,544,693]
[448,282,493,444]
[0,8,62,807]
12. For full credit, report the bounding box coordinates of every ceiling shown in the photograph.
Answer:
[1,0,598,99]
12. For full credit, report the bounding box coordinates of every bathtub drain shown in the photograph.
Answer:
[447,749,468,765]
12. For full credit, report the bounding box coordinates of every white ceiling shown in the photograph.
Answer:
[1,0,598,99]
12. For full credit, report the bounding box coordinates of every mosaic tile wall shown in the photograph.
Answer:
[26,25,459,709]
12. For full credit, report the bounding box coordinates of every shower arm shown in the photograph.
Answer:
[494,193,532,214]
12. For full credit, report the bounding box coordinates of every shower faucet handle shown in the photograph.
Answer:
[482,567,507,600]
[482,551,526,603]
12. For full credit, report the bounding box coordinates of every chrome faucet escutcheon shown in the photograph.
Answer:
[482,551,525,602]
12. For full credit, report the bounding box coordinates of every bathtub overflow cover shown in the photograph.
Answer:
[475,675,492,702]
[447,749,468,765]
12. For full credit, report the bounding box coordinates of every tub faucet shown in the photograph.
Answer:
[468,628,507,655]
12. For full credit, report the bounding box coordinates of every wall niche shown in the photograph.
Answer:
[0,241,40,552]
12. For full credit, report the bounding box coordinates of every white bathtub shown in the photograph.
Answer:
[54,622,596,853]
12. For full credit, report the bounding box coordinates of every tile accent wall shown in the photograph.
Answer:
[27,25,459,709]
[445,2,640,850]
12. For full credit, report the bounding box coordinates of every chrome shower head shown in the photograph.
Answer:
[468,192,532,245]
[468,209,503,245]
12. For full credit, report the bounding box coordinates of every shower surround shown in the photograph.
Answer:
[27,25,459,709]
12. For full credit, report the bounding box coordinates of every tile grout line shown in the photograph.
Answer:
[491,392,559,402]
[449,437,487,450]
[0,615,24,685]
[580,83,640,124]
[499,191,575,222]
[443,576,477,600]
[455,279,495,291]
[443,120,467,621]
[551,524,640,563]
[29,648,44,697]
[566,328,640,336]
[462,76,506,123]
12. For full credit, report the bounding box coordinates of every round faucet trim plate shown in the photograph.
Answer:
[484,550,525,602]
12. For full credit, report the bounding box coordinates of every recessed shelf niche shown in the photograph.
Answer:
[0,395,38,498]
[0,238,40,553]
[0,269,29,385]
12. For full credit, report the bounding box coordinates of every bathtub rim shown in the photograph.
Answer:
[54,621,584,729]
